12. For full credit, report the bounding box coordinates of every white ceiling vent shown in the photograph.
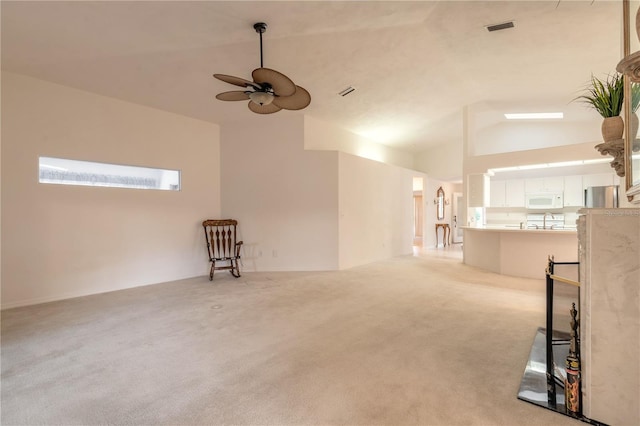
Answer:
[486,21,515,32]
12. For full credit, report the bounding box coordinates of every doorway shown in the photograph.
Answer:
[413,177,424,247]
[452,192,464,244]
[414,192,423,246]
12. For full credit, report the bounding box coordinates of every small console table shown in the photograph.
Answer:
[435,223,450,247]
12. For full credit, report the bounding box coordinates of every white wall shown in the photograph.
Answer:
[465,141,606,175]
[473,121,601,156]
[468,101,602,156]
[414,140,463,181]
[1,73,221,308]
[220,115,339,271]
[220,116,418,272]
[304,115,414,170]
[337,152,414,269]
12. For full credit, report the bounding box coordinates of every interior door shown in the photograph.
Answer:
[452,192,464,243]
[413,192,423,246]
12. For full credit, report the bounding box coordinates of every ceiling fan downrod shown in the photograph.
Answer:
[254,22,267,68]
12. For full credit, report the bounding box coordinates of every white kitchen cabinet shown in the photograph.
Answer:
[468,173,489,207]
[505,179,525,207]
[490,180,506,207]
[564,175,584,207]
[613,173,621,186]
[582,172,614,189]
[525,178,544,193]
[489,179,525,207]
[525,176,564,193]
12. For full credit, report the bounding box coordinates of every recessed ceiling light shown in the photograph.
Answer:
[504,112,564,120]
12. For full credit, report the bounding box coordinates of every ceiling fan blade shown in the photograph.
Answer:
[213,74,259,89]
[252,68,296,97]
[216,91,250,101]
[248,101,282,114]
[272,86,311,110]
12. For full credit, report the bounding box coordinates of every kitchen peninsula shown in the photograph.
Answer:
[462,226,578,279]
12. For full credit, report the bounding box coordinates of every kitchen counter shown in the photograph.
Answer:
[462,226,578,279]
[468,225,577,234]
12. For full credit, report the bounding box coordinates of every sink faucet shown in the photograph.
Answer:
[543,212,555,230]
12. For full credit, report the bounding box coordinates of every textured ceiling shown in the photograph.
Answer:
[1,1,623,152]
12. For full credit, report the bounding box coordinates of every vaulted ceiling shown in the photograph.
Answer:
[1,1,623,153]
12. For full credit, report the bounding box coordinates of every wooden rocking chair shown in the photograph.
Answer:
[202,219,243,280]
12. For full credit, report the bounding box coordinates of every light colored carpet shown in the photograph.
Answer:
[1,249,581,425]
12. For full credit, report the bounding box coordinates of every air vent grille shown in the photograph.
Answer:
[338,86,356,97]
[486,21,514,32]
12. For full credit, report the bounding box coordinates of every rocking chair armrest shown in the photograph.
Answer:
[234,240,243,257]
[235,240,244,246]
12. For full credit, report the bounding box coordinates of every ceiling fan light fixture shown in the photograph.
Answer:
[249,91,275,106]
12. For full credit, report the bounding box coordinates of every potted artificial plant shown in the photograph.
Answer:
[574,73,624,142]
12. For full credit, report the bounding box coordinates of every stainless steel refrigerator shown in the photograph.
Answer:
[585,185,619,208]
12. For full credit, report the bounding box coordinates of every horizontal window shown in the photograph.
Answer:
[39,157,180,191]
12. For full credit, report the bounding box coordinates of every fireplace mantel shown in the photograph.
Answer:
[578,208,640,425]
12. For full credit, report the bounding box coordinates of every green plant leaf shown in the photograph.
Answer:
[573,73,624,118]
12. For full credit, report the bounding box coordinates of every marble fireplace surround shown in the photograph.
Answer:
[578,208,640,425]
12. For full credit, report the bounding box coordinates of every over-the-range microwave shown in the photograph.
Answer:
[525,192,564,209]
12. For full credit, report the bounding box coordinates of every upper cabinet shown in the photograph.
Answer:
[564,175,584,207]
[489,179,525,207]
[582,173,614,189]
[485,172,619,209]
[524,177,564,193]
[505,179,525,207]
[490,180,506,207]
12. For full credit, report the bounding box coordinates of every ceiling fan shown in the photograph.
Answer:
[213,22,311,114]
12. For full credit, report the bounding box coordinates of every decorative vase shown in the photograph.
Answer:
[601,116,624,142]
